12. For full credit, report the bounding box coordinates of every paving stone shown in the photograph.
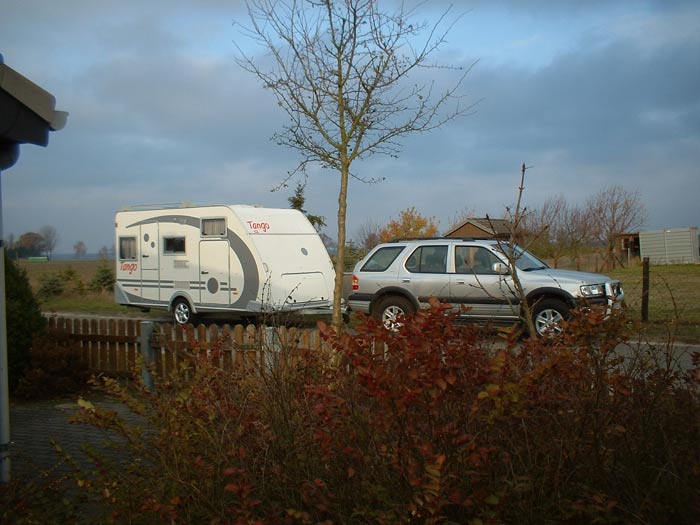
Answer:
[9,396,141,482]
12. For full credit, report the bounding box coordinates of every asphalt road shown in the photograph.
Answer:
[615,340,699,372]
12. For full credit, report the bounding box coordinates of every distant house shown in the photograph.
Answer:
[614,232,641,265]
[444,217,511,240]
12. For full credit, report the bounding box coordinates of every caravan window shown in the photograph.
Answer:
[202,218,226,236]
[119,237,137,260]
[164,237,186,254]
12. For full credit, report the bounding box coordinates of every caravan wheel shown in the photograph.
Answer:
[172,298,194,325]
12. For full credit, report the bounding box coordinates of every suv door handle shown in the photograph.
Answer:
[402,278,410,283]
[201,271,209,275]
[456,280,465,285]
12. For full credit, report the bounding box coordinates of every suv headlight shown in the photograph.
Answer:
[580,284,606,297]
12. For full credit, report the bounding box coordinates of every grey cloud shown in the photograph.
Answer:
[342,12,700,233]
[2,0,698,252]
[445,28,700,168]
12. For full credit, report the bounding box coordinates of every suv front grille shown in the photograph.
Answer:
[609,282,622,297]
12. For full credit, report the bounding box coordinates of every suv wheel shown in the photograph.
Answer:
[532,298,569,337]
[373,295,415,331]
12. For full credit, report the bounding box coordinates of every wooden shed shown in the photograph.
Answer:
[614,232,641,265]
[639,227,700,264]
[444,217,511,240]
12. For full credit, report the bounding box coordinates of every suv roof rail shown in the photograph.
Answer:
[121,202,198,211]
[388,236,494,242]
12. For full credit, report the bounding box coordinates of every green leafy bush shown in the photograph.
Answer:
[88,264,115,293]
[70,278,86,295]
[62,304,699,523]
[60,266,78,282]
[38,273,65,298]
[5,252,46,390]
[36,266,88,299]
[60,265,87,295]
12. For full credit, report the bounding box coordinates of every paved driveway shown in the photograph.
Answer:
[9,395,136,482]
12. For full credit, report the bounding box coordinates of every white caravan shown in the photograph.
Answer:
[114,204,336,324]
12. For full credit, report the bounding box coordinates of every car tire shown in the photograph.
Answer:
[373,295,415,331]
[172,298,195,326]
[532,298,570,337]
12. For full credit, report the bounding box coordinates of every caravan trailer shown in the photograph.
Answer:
[114,204,336,324]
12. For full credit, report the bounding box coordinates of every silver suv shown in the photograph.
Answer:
[348,238,624,336]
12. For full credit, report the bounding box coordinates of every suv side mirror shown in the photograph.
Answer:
[492,262,510,275]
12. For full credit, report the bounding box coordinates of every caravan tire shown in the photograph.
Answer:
[172,298,194,326]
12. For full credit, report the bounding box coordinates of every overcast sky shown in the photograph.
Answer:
[2,0,698,254]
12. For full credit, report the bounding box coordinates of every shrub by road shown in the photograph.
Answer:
[4,301,692,524]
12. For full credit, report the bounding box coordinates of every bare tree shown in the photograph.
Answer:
[236,0,474,328]
[356,218,381,252]
[563,204,595,270]
[522,195,567,267]
[587,186,646,269]
[73,240,87,259]
[491,163,538,337]
[5,233,15,258]
[39,225,58,260]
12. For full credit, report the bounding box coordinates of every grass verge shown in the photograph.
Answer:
[608,263,700,343]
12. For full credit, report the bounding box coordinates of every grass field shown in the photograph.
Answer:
[17,258,106,290]
[16,258,159,319]
[15,258,700,341]
[607,263,700,342]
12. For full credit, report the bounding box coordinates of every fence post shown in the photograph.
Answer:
[263,326,281,371]
[140,321,155,391]
[641,257,650,322]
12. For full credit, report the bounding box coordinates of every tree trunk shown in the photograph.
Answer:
[332,163,350,331]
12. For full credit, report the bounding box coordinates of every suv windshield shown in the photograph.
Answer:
[496,244,549,272]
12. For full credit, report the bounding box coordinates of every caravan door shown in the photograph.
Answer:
[140,223,160,301]
[199,240,232,305]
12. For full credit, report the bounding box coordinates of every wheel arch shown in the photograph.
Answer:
[526,287,576,309]
[169,291,198,314]
[369,287,420,314]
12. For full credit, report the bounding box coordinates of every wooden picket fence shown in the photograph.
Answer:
[45,316,330,376]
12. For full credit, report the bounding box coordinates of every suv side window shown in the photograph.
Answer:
[406,245,448,273]
[455,246,502,275]
[361,246,405,272]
